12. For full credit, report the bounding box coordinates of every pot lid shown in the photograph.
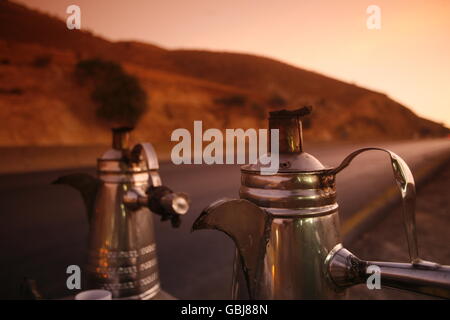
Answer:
[242,106,330,173]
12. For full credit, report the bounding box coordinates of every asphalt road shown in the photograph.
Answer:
[0,139,449,299]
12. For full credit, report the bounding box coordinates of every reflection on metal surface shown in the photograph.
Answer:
[54,127,189,299]
[193,107,450,300]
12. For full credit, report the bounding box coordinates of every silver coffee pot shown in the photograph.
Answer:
[193,107,450,299]
[55,127,189,299]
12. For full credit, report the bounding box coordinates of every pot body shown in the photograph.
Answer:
[233,168,344,299]
[231,209,343,299]
[86,150,161,299]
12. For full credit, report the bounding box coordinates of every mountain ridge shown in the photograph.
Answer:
[0,0,447,147]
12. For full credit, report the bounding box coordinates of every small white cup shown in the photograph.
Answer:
[75,289,112,300]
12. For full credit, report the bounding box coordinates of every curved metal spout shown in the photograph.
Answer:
[327,246,450,299]
[52,173,101,223]
[192,199,271,299]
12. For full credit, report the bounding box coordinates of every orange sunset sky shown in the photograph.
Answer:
[16,0,450,127]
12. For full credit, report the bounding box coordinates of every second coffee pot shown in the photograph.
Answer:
[193,107,450,299]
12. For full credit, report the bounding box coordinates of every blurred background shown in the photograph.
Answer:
[0,0,449,299]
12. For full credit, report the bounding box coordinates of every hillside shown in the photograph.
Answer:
[0,0,447,148]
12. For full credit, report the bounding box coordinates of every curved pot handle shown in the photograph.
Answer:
[329,148,419,263]
[131,142,161,187]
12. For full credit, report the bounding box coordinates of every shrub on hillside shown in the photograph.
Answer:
[214,94,247,107]
[250,103,267,120]
[267,93,287,108]
[75,58,148,126]
[32,55,52,68]
[0,87,23,95]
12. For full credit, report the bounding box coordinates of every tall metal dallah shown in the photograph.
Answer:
[55,127,189,300]
[193,107,450,299]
